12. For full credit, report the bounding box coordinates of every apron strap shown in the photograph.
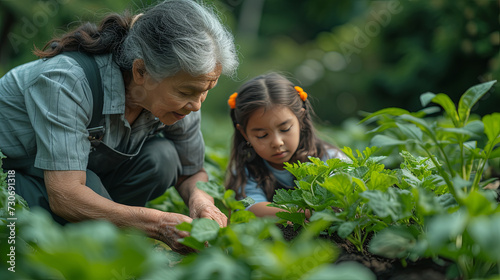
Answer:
[62,51,105,139]
[3,52,105,171]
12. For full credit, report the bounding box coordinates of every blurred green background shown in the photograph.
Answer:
[1,0,498,152]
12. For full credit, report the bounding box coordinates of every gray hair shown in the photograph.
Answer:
[116,0,238,80]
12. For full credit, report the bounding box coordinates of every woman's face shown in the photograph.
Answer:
[240,105,301,170]
[128,65,222,125]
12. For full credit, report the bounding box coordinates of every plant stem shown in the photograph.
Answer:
[472,146,493,191]
[459,137,467,181]
[422,145,457,198]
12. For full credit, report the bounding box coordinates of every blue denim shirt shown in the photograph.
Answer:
[0,53,204,175]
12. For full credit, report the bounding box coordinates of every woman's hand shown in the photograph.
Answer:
[175,169,228,228]
[188,188,227,227]
[155,212,197,255]
[44,170,198,254]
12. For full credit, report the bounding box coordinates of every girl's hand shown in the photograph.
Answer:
[303,209,313,220]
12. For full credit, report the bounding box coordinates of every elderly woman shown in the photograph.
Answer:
[0,0,238,254]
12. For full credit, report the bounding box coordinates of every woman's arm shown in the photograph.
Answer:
[175,168,227,227]
[44,170,196,254]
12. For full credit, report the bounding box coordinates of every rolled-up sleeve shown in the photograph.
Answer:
[161,110,205,175]
[26,59,92,170]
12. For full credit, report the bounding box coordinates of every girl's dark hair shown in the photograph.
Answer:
[34,0,238,80]
[226,72,337,200]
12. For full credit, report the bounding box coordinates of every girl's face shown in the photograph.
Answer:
[240,105,301,170]
[128,64,222,125]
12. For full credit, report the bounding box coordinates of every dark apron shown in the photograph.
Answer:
[87,135,148,176]
[86,119,164,176]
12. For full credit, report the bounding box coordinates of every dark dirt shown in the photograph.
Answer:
[278,224,455,280]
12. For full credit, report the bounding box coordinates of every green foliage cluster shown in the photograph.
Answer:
[265,80,500,279]
[0,78,497,278]
[0,149,375,279]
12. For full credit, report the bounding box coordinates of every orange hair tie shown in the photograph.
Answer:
[294,86,308,102]
[228,92,238,109]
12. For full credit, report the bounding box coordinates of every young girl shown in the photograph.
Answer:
[225,72,348,217]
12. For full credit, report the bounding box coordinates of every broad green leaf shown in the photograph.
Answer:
[20,210,169,280]
[367,123,397,134]
[341,146,355,161]
[297,180,312,191]
[366,171,398,192]
[362,146,380,159]
[302,190,322,207]
[294,219,332,242]
[401,168,422,188]
[398,114,433,135]
[304,262,376,280]
[463,120,484,135]
[239,196,256,208]
[176,222,192,232]
[351,166,369,180]
[272,188,294,204]
[420,92,436,107]
[320,173,354,199]
[309,156,327,168]
[369,226,417,258]
[178,236,206,251]
[482,113,500,146]
[229,210,256,224]
[336,221,358,238]
[325,157,350,170]
[273,237,338,279]
[458,80,496,124]
[490,147,500,158]
[468,215,500,261]
[425,211,468,251]
[439,127,479,138]
[176,248,251,280]
[190,218,220,242]
[396,123,423,142]
[271,188,310,209]
[370,135,407,147]
[431,93,460,126]
[275,211,306,225]
[361,188,413,221]
[359,107,410,123]
[223,189,245,211]
[309,208,344,222]
[437,193,458,209]
[463,190,497,217]
[414,188,447,216]
[352,177,367,192]
[418,106,441,115]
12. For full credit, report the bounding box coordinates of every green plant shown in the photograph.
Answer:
[174,217,375,280]
[269,147,420,254]
[362,80,499,197]
[196,180,256,224]
[363,80,500,278]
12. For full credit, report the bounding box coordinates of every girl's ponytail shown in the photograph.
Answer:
[33,12,133,58]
